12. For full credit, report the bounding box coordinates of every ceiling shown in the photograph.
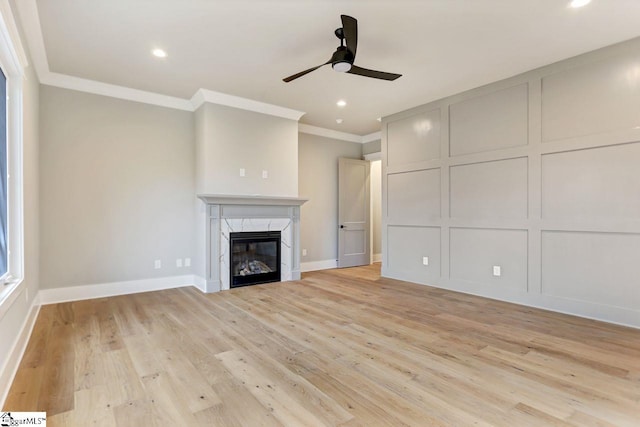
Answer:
[21,0,640,135]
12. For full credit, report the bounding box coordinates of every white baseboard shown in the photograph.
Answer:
[193,275,207,292]
[0,296,40,408]
[301,259,338,272]
[372,253,382,263]
[38,275,196,305]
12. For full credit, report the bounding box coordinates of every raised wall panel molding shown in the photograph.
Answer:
[449,83,529,157]
[382,36,640,328]
[539,131,640,155]
[449,157,528,221]
[541,50,640,143]
[387,109,441,167]
[386,160,443,175]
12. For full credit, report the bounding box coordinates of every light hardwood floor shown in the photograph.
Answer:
[4,264,640,426]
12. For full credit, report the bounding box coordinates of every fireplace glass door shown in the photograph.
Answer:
[230,231,281,288]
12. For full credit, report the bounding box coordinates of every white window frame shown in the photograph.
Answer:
[0,0,27,317]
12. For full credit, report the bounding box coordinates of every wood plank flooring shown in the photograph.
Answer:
[4,264,640,426]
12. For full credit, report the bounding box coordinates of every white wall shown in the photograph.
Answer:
[39,86,195,289]
[382,37,640,328]
[298,133,362,267]
[195,102,298,197]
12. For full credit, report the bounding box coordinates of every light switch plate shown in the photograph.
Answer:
[262,170,268,179]
[154,259,162,269]
[239,168,245,177]
[422,256,429,266]
[493,265,501,276]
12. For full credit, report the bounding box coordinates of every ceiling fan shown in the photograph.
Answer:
[283,15,402,83]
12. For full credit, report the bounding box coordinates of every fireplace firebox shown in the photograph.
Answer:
[229,231,281,288]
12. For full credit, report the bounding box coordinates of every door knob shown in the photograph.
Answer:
[340,225,345,229]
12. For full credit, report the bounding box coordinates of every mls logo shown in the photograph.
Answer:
[0,412,47,426]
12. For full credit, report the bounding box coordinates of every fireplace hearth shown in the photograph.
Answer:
[230,231,281,288]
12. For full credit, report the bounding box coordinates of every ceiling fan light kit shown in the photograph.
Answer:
[283,15,402,82]
[332,61,352,72]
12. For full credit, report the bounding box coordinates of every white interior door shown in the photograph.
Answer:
[338,157,370,268]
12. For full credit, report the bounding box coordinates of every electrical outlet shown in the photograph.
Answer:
[184,257,191,267]
[262,170,268,179]
[422,256,429,266]
[239,168,245,177]
[154,259,162,269]
[302,249,307,256]
[176,258,183,268]
[493,265,501,277]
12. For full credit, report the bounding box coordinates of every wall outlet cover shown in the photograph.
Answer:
[493,265,501,276]
[239,168,246,177]
[154,259,162,269]
[184,257,191,267]
[176,258,183,267]
[422,256,429,266]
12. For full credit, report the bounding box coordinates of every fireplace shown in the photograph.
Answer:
[230,231,281,288]
[195,194,307,293]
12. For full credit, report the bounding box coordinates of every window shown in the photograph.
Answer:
[0,0,27,303]
[0,67,6,280]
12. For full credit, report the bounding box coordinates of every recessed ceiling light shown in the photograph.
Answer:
[336,100,347,107]
[152,48,167,58]
[336,119,343,124]
[569,0,591,8]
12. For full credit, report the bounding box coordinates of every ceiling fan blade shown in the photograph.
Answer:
[283,60,331,82]
[348,65,402,81]
[341,15,358,59]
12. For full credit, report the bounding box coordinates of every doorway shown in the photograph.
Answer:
[369,158,382,264]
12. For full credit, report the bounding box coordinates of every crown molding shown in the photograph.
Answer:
[362,131,381,143]
[13,0,44,75]
[298,124,381,144]
[0,0,28,72]
[42,72,193,110]
[16,0,305,120]
[17,0,397,135]
[191,88,305,121]
[298,124,363,143]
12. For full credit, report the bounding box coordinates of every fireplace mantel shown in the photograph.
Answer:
[196,194,307,293]
[197,194,307,207]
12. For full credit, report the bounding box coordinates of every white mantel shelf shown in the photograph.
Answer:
[197,194,308,206]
